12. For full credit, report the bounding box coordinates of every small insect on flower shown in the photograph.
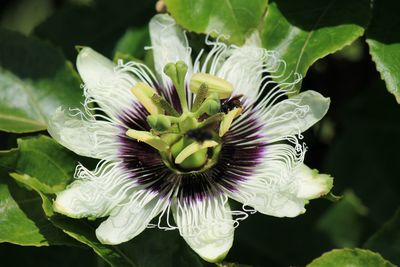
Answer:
[48,14,333,263]
[221,94,243,113]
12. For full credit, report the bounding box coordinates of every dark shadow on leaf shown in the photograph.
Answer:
[228,199,333,267]
[0,29,64,79]
[119,228,207,267]
[34,0,157,62]
[0,243,97,267]
[366,0,400,44]
[50,214,208,267]
[5,177,78,246]
[271,0,371,31]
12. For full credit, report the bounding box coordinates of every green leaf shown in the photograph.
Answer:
[10,173,55,217]
[0,135,81,247]
[364,208,400,266]
[366,0,400,103]
[49,215,137,267]
[261,0,371,90]
[49,216,206,267]
[0,28,83,133]
[0,148,18,170]
[317,190,368,248]
[2,161,135,266]
[0,176,76,246]
[114,26,150,61]
[0,179,48,246]
[2,159,133,266]
[165,0,268,45]
[0,0,53,35]
[0,135,76,192]
[307,248,396,267]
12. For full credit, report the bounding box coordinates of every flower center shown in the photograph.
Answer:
[126,61,242,173]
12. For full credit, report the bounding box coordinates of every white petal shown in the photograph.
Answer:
[263,90,330,141]
[77,47,115,89]
[229,144,309,218]
[217,45,264,103]
[296,164,333,199]
[76,47,138,120]
[149,14,192,86]
[242,165,333,217]
[228,91,331,217]
[48,107,120,159]
[173,197,234,262]
[54,180,110,218]
[241,188,307,218]
[96,191,164,245]
[54,162,132,218]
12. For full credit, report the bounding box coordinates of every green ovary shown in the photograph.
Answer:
[171,137,208,170]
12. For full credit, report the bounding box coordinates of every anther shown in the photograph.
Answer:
[131,82,162,115]
[126,129,169,151]
[151,94,180,117]
[219,107,243,137]
[191,83,208,112]
[190,73,233,99]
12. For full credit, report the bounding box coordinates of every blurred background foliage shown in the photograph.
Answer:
[0,0,399,266]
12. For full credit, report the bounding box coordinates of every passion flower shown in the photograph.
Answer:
[48,14,333,263]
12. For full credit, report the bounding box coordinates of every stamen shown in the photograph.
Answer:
[126,129,169,151]
[164,61,189,112]
[151,94,180,116]
[219,107,242,137]
[174,140,218,164]
[194,93,220,117]
[198,112,224,128]
[131,82,162,115]
[191,83,208,112]
[189,73,233,99]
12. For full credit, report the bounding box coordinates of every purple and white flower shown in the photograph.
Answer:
[48,14,333,262]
